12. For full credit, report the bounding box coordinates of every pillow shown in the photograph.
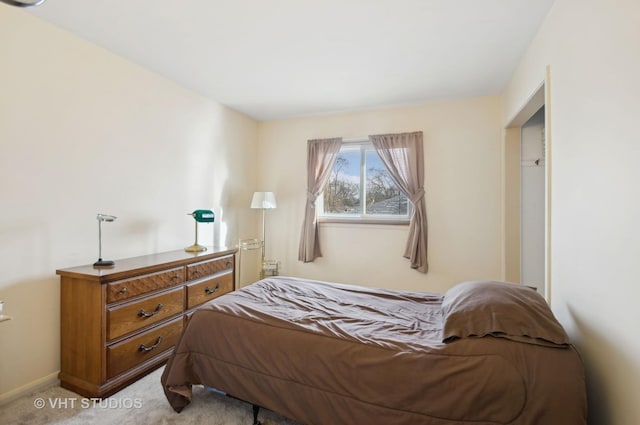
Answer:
[441,280,570,347]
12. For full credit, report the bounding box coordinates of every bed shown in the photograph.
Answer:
[161,277,587,424]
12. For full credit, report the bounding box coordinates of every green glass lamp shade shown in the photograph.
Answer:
[191,209,215,223]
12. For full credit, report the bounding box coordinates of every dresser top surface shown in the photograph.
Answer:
[56,246,237,282]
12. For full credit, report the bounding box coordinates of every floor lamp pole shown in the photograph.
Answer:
[260,208,266,264]
[251,191,277,279]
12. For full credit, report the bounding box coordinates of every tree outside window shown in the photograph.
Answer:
[321,143,408,220]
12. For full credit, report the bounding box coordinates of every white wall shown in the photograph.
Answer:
[258,96,504,293]
[0,7,259,402]
[504,0,640,423]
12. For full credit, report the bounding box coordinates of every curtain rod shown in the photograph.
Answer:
[342,137,369,144]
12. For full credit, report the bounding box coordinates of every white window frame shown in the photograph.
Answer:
[318,139,410,225]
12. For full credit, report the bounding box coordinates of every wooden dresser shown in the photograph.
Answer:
[56,246,237,398]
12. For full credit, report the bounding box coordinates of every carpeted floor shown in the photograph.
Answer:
[0,367,302,425]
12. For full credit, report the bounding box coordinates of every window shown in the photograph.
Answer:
[319,141,409,222]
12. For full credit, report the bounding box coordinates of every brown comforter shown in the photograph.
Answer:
[162,277,587,424]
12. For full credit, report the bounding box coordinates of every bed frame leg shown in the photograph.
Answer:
[252,404,262,425]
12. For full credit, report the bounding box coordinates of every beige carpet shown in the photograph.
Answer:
[0,367,302,425]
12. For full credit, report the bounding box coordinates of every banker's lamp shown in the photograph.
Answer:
[94,214,117,267]
[185,209,215,252]
[250,192,277,264]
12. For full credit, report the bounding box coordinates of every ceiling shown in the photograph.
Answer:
[25,0,555,121]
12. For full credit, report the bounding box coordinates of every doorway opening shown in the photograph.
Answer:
[504,78,550,300]
[520,106,545,295]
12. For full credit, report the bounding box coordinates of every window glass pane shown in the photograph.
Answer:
[365,149,408,216]
[320,143,409,220]
[323,148,361,214]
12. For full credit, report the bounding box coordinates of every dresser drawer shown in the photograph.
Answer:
[186,255,234,281]
[107,287,184,341]
[107,317,183,379]
[186,272,233,309]
[107,267,185,304]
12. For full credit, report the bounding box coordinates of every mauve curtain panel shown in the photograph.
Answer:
[298,137,343,263]
[370,131,428,273]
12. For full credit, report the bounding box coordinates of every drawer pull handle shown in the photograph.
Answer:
[139,336,163,352]
[172,274,180,280]
[138,303,163,318]
[205,284,220,295]
[192,270,200,275]
[119,287,127,294]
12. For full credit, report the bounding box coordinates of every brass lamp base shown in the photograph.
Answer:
[184,244,207,253]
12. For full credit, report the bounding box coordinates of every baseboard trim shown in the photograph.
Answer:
[0,371,60,406]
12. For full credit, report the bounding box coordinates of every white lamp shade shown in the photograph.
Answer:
[251,192,277,209]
